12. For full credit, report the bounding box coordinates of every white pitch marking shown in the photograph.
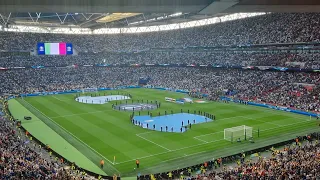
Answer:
[193,131,222,138]
[21,99,120,173]
[136,133,171,151]
[240,116,282,127]
[193,136,209,143]
[115,139,224,165]
[144,150,208,170]
[23,97,314,170]
[136,131,153,136]
[51,95,64,102]
[116,117,314,165]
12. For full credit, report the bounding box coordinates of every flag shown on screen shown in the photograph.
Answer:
[37,42,73,55]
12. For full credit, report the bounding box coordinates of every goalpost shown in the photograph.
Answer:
[224,125,253,142]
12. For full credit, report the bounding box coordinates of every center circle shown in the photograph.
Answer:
[114,103,158,111]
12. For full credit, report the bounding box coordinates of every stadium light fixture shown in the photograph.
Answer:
[96,13,141,23]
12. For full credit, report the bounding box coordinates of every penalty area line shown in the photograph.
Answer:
[116,119,315,165]
[136,133,171,151]
[141,150,208,172]
[115,139,224,165]
[136,131,153,136]
[241,116,282,127]
[193,136,208,143]
[193,131,222,138]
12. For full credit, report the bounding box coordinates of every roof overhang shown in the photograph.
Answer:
[96,13,141,23]
[0,0,213,13]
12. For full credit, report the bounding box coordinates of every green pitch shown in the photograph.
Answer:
[12,88,319,176]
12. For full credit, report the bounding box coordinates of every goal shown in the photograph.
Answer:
[224,125,253,142]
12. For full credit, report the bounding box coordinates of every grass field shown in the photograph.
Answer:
[13,88,319,176]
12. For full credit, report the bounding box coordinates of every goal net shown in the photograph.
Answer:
[224,125,252,142]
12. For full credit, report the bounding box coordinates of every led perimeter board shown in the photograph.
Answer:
[37,42,73,55]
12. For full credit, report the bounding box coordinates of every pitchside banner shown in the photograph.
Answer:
[165,97,176,102]
[37,42,73,55]
[165,97,194,104]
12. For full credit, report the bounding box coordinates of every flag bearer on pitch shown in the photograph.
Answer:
[100,159,104,168]
[136,159,140,168]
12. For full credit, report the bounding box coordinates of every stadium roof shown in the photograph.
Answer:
[0,12,232,29]
[0,0,320,30]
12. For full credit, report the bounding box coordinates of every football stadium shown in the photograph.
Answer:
[1,0,320,180]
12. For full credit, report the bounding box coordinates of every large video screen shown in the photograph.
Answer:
[37,42,73,55]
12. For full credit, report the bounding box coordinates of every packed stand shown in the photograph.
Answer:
[195,133,320,180]
[0,51,320,69]
[141,133,320,180]
[0,67,319,112]
[0,111,80,179]
[1,13,320,52]
[1,12,320,180]
[0,99,112,179]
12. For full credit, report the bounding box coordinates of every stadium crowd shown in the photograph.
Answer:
[141,133,320,180]
[0,51,320,69]
[1,13,320,52]
[199,133,320,180]
[0,67,319,113]
[0,13,320,69]
[0,108,93,179]
[0,12,320,180]
[214,143,320,179]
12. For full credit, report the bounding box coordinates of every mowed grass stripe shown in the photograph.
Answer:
[24,88,318,176]
[235,103,310,120]
[33,95,308,147]
[37,92,184,160]
[29,96,167,162]
[46,95,109,114]
[116,121,317,175]
[128,116,313,159]
[33,93,314,165]
[19,98,121,175]
[55,116,133,162]
[70,114,167,160]
[116,117,315,174]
